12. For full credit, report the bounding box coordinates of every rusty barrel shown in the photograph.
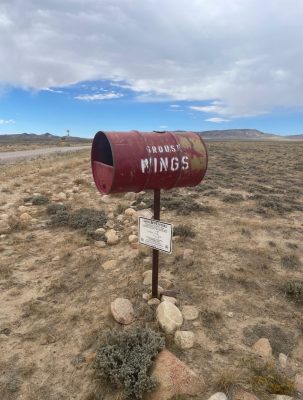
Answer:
[91,130,208,194]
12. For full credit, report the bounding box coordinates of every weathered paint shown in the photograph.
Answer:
[91,130,208,194]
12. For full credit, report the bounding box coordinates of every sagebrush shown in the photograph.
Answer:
[94,328,165,399]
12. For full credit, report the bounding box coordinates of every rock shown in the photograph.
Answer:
[124,207,137,216]
[108,212,114,219]
[278,353,287,368]
[207,393,227,400]
[105,220,115,229]
[102,260,118,270]
[105,229,119,245]
[134,208,153,221]
[294,373,303,393]
[182,305,199,321]
[18,205,28,212]
[128,234,138,244]
[145,349,204,400]
[161,295,178,304]
[53,192,66,201]
[148,298,161,306]
[19,212,32,223]
[95,241,106,248]
[0,213,9,220]
[130,242,139,249]
[143,256,152,266]
[183,248,194,266]
[183,248,194,257]
[156,301,183,334]
[159,278,173,289]
[233,389,259,400]
[124,192,137,201]
[100,195,111,203]
[273,396,293,400]
[116,214,124,222]
[84,352,96,364]
[142,293,151,301]
[95,227,105,234]
[0,220,10,234]
[143,270,152,285]
[110,298,134,325]
[252,338,272,358]
[52,256,60,262]
[174,331,195,349]
[157,286,165,296]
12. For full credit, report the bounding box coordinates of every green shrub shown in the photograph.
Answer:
[281,255,300,269]
[31,195,49,205]
[174,224,196,238]
[161,196,213,215]
[251,361,294,395]
[222,193,244,203]
[243,323,295,356]
[73,178,86,185]
[116,203,127,215]
[47,203,68,215]
[48,205,107,238]
[283,281,303,304]
[94,328,165,399]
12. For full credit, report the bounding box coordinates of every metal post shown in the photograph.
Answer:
[152,189,160,298]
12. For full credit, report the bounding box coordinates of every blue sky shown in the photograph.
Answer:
[1,1,303,137]
[1,81,303,137]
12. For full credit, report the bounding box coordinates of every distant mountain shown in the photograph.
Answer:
[286,134,303,139]
[0,132,91,143]
[196,129,280,140]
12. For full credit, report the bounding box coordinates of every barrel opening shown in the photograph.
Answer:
[93,132,113,166]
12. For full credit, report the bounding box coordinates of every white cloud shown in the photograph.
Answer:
[170,105,180,108]
[75,93,122,101]
[0,1,303,117]
[190,101,228,115]
[205,117,229,123]
[0,119,15,124]
[42,88,63,93]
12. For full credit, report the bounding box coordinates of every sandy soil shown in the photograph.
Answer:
[0,142,302,400]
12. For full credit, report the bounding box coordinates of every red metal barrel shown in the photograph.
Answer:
[91,131,208,194]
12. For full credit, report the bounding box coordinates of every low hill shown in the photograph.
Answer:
[0,132,91,143]
[196,129,280,140]
[286,134,303,139]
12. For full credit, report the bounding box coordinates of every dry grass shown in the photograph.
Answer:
[0,141,302,400]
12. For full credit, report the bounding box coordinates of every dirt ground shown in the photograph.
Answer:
[0,141,302,400]
[0,146,90,163]
[0,140,91,153]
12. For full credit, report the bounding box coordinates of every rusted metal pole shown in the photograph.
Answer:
[152,189,161,298]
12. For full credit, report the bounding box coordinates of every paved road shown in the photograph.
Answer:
[0,145,90,163]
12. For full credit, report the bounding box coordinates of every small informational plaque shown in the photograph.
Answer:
[139,217,173,253]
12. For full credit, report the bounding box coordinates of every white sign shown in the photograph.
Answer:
[139,217,173,254]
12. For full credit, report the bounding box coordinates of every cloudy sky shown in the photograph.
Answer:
[0,0,303,137]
